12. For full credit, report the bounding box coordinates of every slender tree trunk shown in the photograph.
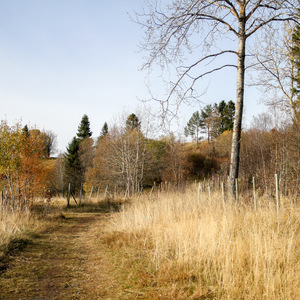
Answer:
[229,18,246,195]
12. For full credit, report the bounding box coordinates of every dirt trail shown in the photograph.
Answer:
[0,212,126,300]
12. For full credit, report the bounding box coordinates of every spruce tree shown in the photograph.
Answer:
[96,122,109,146]
[64,137,82,194]
[64,115,93,194]
[77,114,92,140]
[100,122,108,139]
[65,137,80,168]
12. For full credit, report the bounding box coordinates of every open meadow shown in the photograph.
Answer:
[106,184,300,299]
[0,185,299,299]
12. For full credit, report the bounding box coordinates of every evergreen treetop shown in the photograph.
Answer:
[184,111,203,147]
[185,100,235,144]
[126,113,141,131]
[77,114,92,140]
[218,100,235,134]
[65,137,81,168]
[97,122,109,145]
[100,122,108,139]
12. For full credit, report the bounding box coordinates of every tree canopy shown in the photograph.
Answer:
[77,114,92,140]
[184,111,203,147]
[100,122,108,139]
[185,101,235,145]
[126,113,141,131]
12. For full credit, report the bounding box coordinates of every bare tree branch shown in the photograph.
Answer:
[135,0,299,194]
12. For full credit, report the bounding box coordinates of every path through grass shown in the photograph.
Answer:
[0,202,158,299]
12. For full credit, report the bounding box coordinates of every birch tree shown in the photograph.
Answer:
[136,0,299,194]
[87,114,149,196]
[251,24,300,117]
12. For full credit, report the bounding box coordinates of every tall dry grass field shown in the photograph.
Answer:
[108,185,300,299]
[0,209,35,256]
[0,197,66,257]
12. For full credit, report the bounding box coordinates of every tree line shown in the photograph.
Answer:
[0,3,299,206]
[0,121,56,209]
[184,100,235,147]
[1,99,300,208]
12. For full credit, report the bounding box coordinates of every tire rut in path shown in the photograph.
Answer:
[0,213,118,299]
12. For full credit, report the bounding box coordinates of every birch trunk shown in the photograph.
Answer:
[229,18,246,195]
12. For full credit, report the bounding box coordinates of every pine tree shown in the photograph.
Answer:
[64,137,82,194]
[96,122,109,145]
[184,111,203,148]
[77,114,92,140]
[100,122,108,139]
[218,100,235,134]
[200,104,220,141]
[126,113,141,131]
[65,137,80,167]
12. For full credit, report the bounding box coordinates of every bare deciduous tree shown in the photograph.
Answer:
[250,24,299,116]
[87,113,149,197]
[136,0,299,194]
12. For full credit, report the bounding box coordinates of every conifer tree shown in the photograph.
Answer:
[96,122,109,146]
[65,137,80,168]
[184,111,203,147]
[200,104,220,141]
[77,114,92,140]
[100,122,108,139]
[64,137,82,194]
[218,100,235,134]
[126,113,141,131]
[185,101,235,145]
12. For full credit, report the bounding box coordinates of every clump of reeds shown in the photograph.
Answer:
[108,184,300,299]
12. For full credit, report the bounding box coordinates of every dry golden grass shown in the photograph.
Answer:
[107,184,300,299]
[0,197,68,257]
[1,192,299,298]
[0,195,120,258]
[0,209,41,257]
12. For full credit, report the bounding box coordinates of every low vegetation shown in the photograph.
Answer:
[105,186,300,299]
[0,186,299,298]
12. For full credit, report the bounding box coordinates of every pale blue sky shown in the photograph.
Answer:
[0,0,264,153]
